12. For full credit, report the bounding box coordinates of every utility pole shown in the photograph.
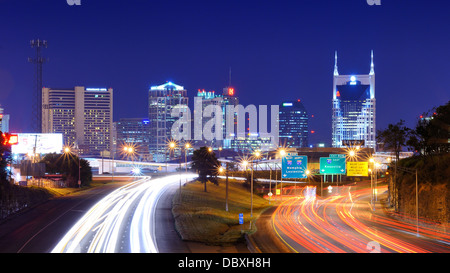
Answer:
[28,39,47,133]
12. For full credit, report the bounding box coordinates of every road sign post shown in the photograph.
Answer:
[239,213,244,225]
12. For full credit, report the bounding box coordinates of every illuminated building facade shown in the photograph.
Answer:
[279,100,309,148]
[332,51,376,149]
[114,118,151,161]
[194,86,239,150]
[148,82,188,162]
[42,86,113,156]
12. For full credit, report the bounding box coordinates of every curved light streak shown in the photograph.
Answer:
[273,185,450,253]
[52,174,197,253]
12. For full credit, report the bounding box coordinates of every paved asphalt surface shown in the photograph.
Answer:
[0,181,129,253]
[0,175,249,254]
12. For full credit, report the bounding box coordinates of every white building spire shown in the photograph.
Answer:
[370,50,375,75]
[334,51,339,76]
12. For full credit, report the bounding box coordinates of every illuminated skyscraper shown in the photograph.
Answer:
[115,118,151,161]
[193,86,239,150]
[279,100,308,148]
[332,51,376,149]
[148,82,188,162]
[42,86,113,156]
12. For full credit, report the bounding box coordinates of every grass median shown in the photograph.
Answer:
[172,178,272,246]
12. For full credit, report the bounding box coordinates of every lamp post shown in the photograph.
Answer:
[184,142,191,178]
[218,164,229,212]
[123,145,136,176]
[179,142,191,201]
[241,159,253,217]
[278,148,286,200]
[268,158,273,204]
[369,157,380,208]
[396,165,419,236]
[168,140,176,173]
[64,147,81,188]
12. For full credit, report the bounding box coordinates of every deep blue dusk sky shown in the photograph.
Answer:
[0,0,449,146]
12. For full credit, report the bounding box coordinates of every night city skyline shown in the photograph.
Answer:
[1,0,450,261]
[1,0,449,145]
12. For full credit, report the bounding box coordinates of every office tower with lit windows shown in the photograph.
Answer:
[42,86,113,156]
[332,51,376,149]
[148,82,188,162]
[279,100,309,148]
[194,86,239,150]
[114,118,151,161]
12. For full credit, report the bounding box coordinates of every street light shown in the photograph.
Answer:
[349,150,356,157]
[64,146,81,188]
[217,162,230,212]
[169,141,176,150]
[278,148,286,200]
[240,158,255,218]
[184,142,191,174]
[166,140,177,173]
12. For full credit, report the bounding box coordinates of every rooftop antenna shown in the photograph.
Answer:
[370,50,375,75]
[28,39,48,133]
[334,51,339,76]
[229,66,232,87]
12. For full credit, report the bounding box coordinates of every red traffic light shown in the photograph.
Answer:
[8,134,18,145]
[2,133,19,145]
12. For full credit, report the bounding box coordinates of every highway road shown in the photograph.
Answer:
[51,174,197,253]
[0,180,133,253]
[271,182,450,253]
[0,174,197,253]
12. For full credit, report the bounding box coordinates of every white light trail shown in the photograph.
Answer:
[51,174,197,253]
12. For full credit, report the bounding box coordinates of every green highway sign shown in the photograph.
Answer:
[320,157,346,174]
[329,154,346,158]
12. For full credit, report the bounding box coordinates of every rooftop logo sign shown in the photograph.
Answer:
[367,0,381,5]
[67,0,81,6]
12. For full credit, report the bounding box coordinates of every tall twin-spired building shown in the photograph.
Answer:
[42,86,113,156]
[332,51,376,149]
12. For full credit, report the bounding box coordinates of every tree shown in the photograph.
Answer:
[190,147,221,192]
[40,153,92,187]
[376,120,411,162]
[408,101,450,156]
[377,120,412,210]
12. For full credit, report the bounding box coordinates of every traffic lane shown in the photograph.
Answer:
[0,182,128,253]
[51,174,198,253]
[154,180,191,253]
[342,187,450,253]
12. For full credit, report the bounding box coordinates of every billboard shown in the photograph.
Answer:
[11,133,63,154]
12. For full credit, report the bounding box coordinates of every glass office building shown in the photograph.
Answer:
[114,118,151,161]
[279,100,309,148]
[148,82,188,162]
